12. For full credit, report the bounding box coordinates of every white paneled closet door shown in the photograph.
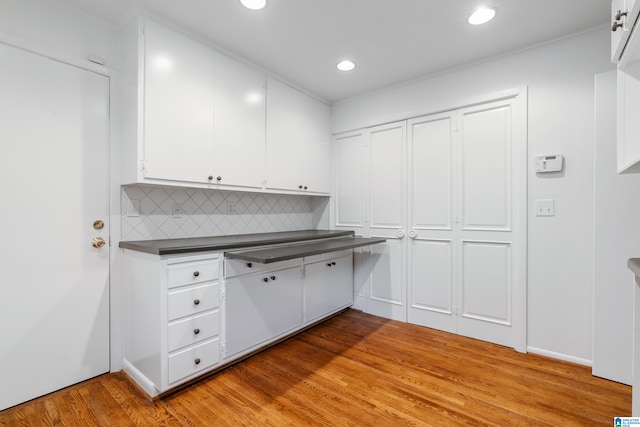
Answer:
[407,96,526,350]
[366,122,407,321]
[407,112,457,333]
[333,123,407,321]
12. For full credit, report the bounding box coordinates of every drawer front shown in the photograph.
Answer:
[224,257,297,278]
[304,249,353,265]
[168,310,219,353]
[168,338,220,384]
[168,259,219,289]
[168,283,219,321]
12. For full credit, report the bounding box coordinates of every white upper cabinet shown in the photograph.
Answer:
[611,0,640,173]
[122,16,332,194]
[265,77,331,195]
[213,52,266,188]
[143,18,216,183]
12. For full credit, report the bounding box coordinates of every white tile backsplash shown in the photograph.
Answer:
[121,185,330,240]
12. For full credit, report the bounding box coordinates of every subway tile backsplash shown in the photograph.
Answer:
[121,185,330,241]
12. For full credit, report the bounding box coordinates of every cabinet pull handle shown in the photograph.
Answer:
[194,358,201,365]
[270,275,276,281]
[194,299,200,305]
[246,262,253,268]
[616,9,628,21]
[193,271,200,277]
[613,21,624,31]
[208,175,214,181]
[263,277,269,283]
[194,328,200,335]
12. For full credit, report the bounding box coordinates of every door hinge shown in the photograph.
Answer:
[220,288,226,300]
[453,214,461,224]
[220,343,226,359]
[140,160,148,173]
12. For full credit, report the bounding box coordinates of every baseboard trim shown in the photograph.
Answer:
[527,346,592,367]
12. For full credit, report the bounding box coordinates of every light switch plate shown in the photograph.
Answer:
[535,199,555,217]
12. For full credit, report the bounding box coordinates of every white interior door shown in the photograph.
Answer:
[0,43,110,410]
[407,97,525,350]
[364,122,407,321]
[407,112,457,333]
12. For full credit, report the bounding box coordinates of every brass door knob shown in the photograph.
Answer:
[93,220,104,230]
[92,237,106,249]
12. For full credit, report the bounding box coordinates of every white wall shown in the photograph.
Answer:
[331,28,614,363]
[0,0,119,69]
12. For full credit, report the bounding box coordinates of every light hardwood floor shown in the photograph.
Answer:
[0,309,631,426]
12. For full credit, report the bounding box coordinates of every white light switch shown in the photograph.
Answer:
[535,199,555,217]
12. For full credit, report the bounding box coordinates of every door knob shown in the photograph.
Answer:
[396,230,405,239]
[409,230,417,239]
[91,237,106,248]
[93,220,104,230]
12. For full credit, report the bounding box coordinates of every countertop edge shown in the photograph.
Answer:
[224,237,387,264]
[119,230,356,255]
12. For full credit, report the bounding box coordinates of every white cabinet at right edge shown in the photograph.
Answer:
[611,0,640,172]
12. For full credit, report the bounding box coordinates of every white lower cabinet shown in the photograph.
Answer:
[304,250,353,324]
[122,246,354,397]
[225,264,303,359]
[121,250,221,397]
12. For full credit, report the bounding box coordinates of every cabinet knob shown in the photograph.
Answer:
[194,328,200,335]
[304,186,308,190]
[208,175,214,181]
[194,299,200,305]
[193,271,200,277]
[327,263,332,267]
[298,185,303,189]
[194,358,201,365]
[216,176,222,181]
[332,262,336,266]
[616,9,628,21]
[246,262,253,268]
[270,275,276,281]
[613,21,624,31]
[263,277,269,283]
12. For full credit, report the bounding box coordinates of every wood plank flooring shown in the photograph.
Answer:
[0,309,631,426]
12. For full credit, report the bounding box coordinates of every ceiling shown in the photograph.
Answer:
[56,0,610,103]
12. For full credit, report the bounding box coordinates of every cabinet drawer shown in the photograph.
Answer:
[168,310,219,353]
[224,257,297,278]
[168,338,220,384]
[304,249,353,265]
[168,259,219,289]
[168,283,219,321]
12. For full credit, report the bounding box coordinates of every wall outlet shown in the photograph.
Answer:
[535,199,555,217]
[172,203,183,218]
[227,203,235,215]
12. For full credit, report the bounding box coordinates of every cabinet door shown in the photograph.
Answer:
[143,19,215,183]
[366,122,407,322]
[304,253,353,323]
[225,267,302,358]
[266,77,331,193]
[213,53,265,188]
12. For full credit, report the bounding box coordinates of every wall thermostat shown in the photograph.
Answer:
[535,154,563,173]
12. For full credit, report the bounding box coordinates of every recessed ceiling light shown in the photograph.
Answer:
[468,7,496,25]
[240,0,266,10]
[337,60,356,72]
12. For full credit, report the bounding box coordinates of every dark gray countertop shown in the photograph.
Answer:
[224,236,387,264]
[119,229,355,255]
[629,258,640,277]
